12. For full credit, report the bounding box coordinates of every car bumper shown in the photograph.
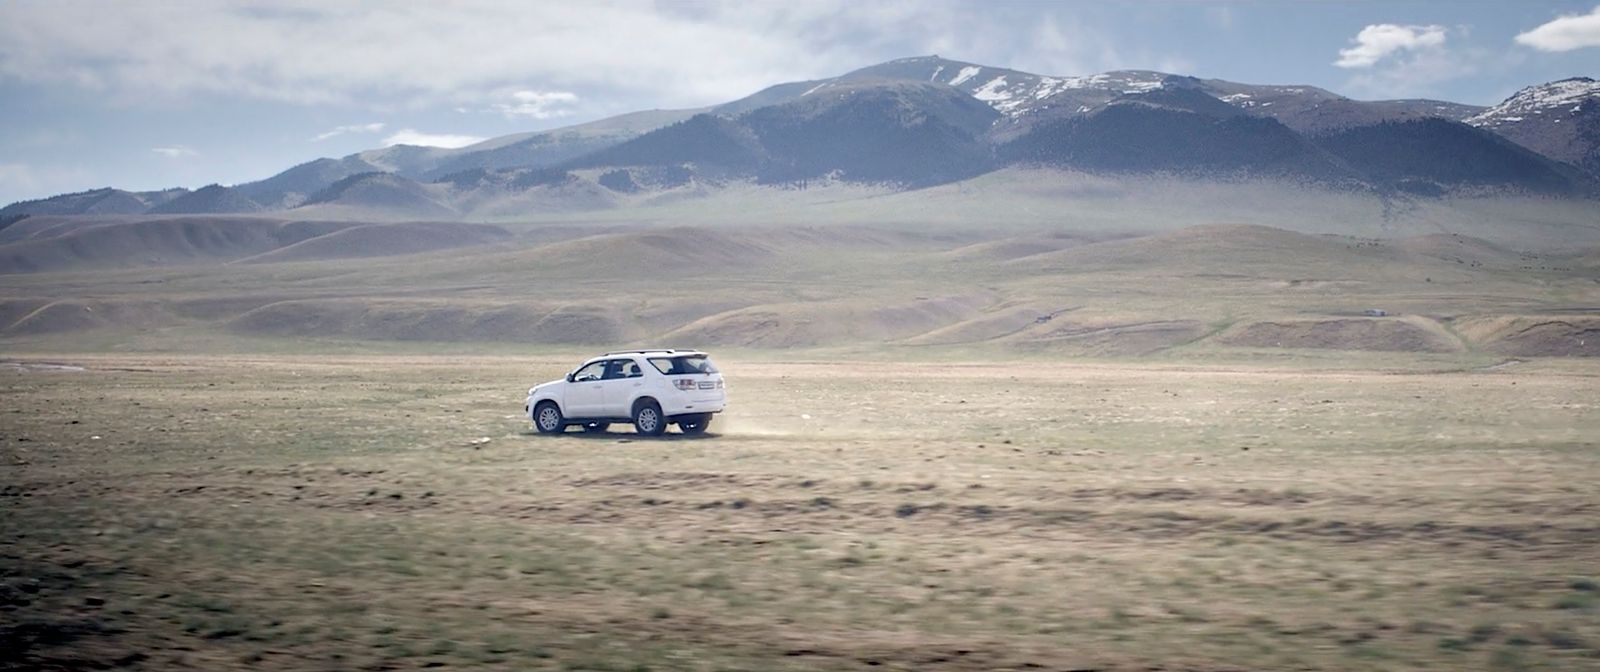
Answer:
[662,393,725,417]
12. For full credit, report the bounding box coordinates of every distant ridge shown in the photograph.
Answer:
[5,56,1598,218]
[1315,118,1594,196]
[235,155,385,209]
[298,172,456,218]
[148,184,263,214]
[1468,78,1600,177]
[1,187,166,217]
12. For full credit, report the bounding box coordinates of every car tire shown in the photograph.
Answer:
[677,414,712,435]
[582,422,610,434]
[533,401,565,434]
[632,399,666,437]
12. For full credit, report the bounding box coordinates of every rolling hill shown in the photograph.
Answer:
[295,172,457,219]
[234,155,387,209]
[0,217,352,274]
[0,216,520,274]
[233,222,512,264]
[0,187,188,218]
[4,218,1593,356]
[147,184,264,215]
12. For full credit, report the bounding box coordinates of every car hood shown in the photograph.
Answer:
[528,379,564,396]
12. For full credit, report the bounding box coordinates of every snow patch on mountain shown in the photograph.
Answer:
[954,70,1171,118]
[1467,77,1598,128]
[1220,93,1257,108]
[973,76,1010,101]
[949,66,983,87]
[975,76,1041,115]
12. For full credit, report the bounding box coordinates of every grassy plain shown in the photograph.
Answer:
[3,353,1598,671]
[3,206,1599,670]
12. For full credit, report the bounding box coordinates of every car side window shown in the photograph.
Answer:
[602,359,643,380]
[572,361,606,382]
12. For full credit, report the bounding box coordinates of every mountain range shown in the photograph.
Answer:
[4,57,1598,221]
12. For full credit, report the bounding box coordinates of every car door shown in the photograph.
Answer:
[601,358,646,417]
[563,361,608,418]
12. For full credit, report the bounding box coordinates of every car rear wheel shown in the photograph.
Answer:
[677,414,712,435]
[533,401,565,434]
[582,422,610,434]
[632,400,665,436]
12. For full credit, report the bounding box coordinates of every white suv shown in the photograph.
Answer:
[525,350,726,436]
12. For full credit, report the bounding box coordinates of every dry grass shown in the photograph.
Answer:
[3,353,1598,670]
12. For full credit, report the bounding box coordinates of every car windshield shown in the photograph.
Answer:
[648,355,717,375]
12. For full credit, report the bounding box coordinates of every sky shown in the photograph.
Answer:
[1,1,1597,206]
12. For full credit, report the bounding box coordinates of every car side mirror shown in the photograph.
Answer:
[566,372,576,383]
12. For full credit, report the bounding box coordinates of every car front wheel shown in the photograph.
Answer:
[632,400,666,436]
[533,401,565,434]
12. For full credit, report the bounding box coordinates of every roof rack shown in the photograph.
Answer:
[601,348,698,356]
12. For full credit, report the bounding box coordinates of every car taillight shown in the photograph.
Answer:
[674,379,696,391]
[716,380,724,389]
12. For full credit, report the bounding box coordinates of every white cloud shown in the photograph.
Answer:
[151,145,198,158]
[1516,5,1600,52]
[1335,24,1447,68]
[0,2,907,109]
[490,90,579,119]
[1333,23,1473,98]
[382,129,485,149]
[0,2,1169,112]
[313,122,385,142]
